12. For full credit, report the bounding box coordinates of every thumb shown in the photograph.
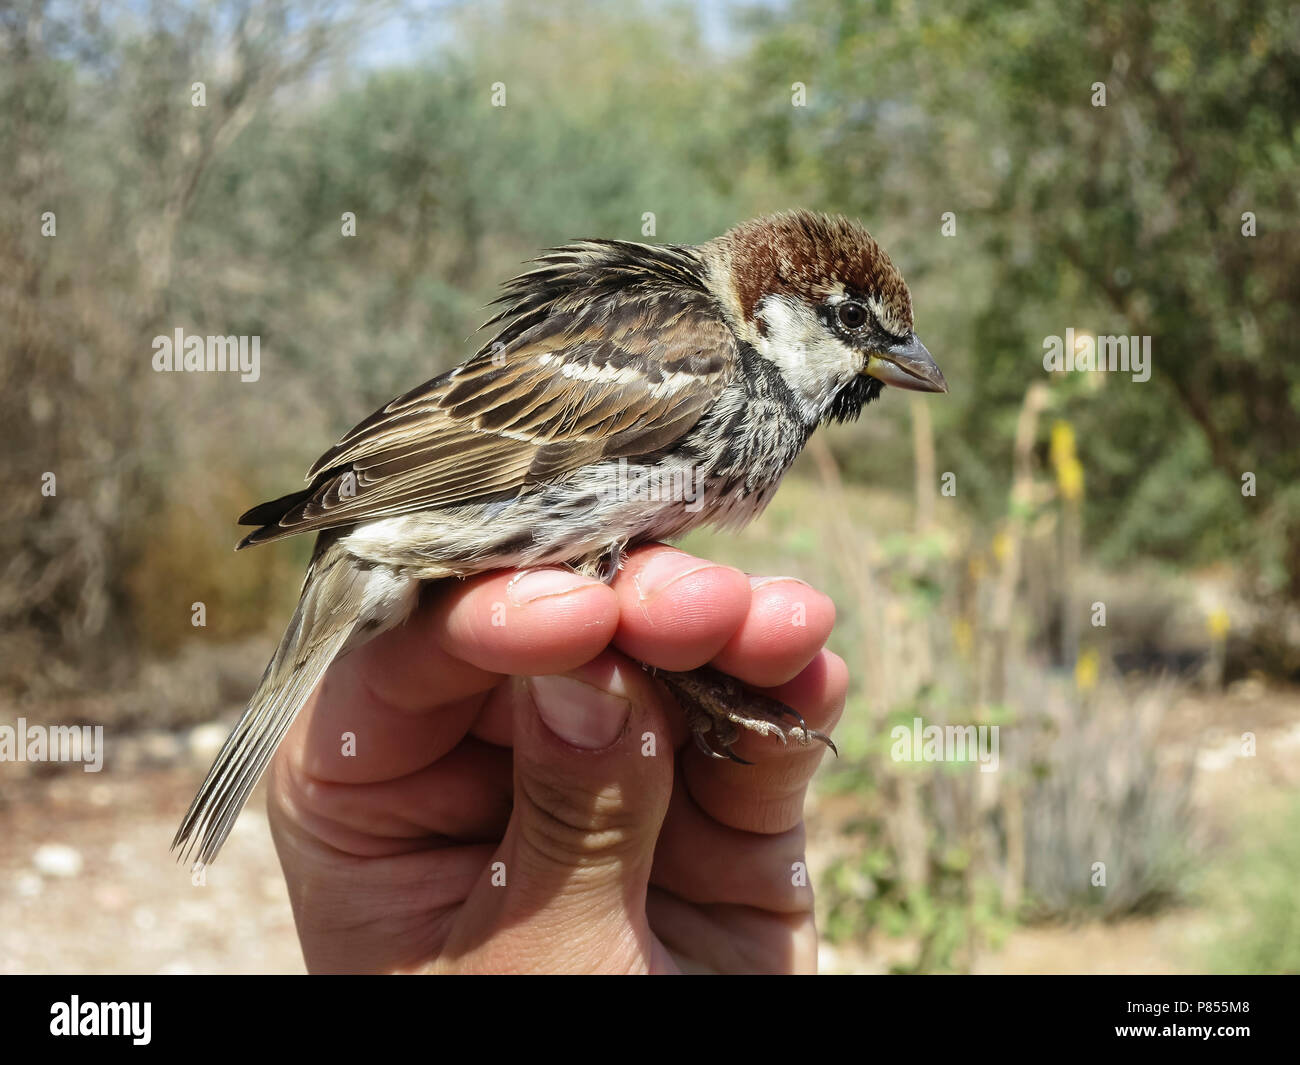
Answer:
[463,651,675,972]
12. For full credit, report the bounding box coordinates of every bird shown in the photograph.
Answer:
[173,209,946,866]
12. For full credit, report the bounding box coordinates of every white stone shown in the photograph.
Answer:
[33,843,83,878]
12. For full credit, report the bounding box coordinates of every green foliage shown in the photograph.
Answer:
[820,762,1013,973]
[1203,797,1300,974]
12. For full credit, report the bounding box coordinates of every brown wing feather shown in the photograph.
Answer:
[239,244,733,548]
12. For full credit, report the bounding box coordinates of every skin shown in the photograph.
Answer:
[268,542,846,973]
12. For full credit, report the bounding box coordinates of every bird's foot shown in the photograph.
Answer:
[650,665,837,763]
[572,541,628,585]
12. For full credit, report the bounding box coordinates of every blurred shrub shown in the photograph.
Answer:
[1015,675,1194,919]
[122,473,307,653]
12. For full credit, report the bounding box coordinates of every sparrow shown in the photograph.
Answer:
[173,209,946,865]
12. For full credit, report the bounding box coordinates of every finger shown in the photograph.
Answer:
[709,576,836,688]
[610,544,751,671]
[443,652,676,971]
[290,568,619,783]
[650,778,814,913]
[435,567,622,750]
[271,737,514,858]
[646,888,818,974]
[682,650,849,834]
[435,567,621,677]
[288,665,483,786]
[357,568,620,712]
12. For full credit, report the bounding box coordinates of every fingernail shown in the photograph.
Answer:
[632,553,722,601]
[530,674,630,750]
[749,575,812,590]
[507,568,588,606]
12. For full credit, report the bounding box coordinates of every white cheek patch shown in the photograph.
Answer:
[753,294,862,419]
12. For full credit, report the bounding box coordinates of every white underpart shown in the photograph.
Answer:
[337,564,422,657]
[752,293,861,423]
[343,449,776,578]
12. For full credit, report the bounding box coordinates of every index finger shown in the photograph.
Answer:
[287,567,619,785]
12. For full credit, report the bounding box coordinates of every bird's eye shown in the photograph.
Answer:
[837,302,868,330]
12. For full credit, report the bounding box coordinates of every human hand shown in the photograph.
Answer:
[267,543,846,973]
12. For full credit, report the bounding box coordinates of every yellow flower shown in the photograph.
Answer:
[1207,607,1231,641]
[953,618,974,657]
[1075,648,1099,692]
[1057,456,1085,501]
[1050,420,1076,468]
[992,530,1011,563]
[1051,421,1085,501]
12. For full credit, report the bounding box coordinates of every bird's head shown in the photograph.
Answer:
[702,210,946,424]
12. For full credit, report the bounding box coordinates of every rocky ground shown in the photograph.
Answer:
[0,760,304,974]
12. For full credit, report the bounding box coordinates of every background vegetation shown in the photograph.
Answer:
[2,0,1297,973]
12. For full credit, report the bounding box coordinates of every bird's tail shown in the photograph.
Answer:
[172,539,407,866]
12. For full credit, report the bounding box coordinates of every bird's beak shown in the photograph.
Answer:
[863,334,948,393]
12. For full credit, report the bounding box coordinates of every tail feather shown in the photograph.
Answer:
[173,542,388,866]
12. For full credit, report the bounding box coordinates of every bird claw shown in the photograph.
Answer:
[693,729,754,764]
[569,541,628,584]
[653,665,837,762]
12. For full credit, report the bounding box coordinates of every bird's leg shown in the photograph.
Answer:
[571,541,627,584]
[594,540,626,585]
[649,665,837,764]
[571,545,833,764]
